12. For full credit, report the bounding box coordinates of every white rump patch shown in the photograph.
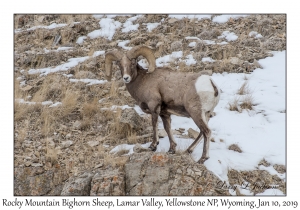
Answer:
[195,75,216,112]
[195,75,214,93]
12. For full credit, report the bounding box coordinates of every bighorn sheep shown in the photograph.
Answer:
[105,46,220,163]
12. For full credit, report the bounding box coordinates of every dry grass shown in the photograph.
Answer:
[240,95,255,110]
[228,97,240,112]
[39,89,79,135]
[237,82,251,95]
[228,94,255,112]
[46,147,58,165]
[81,98,98,118]
[127,132,138,144]
[60,89,79,117]
[15,102,43,122]
[59,15,74,24]
[109,81,119,97]
[32,75,67,102]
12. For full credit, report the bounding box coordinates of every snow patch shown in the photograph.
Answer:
[70,78,107,86]
[144,22,160,32]
[118,40,132,50]
[169,15,211,20]
[249,31,263,38]
[88,18,122,40]
[202,57,215,62]
[122,15,142,33]
[76,36,87,45]
[212,15,248,23]
[218,31,238,41]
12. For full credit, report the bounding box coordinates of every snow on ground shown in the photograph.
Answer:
[15,23,68,33]
[218,31,238,41]
[169,15,211,20]
[111,51,286,191]
[249,31,263,38]
[156,51,197,67]
[144,23,161,32]
[188,42,196,47]
[156,51,183,67]
[76,36,87,45]
[43,47,73,53]
[202,57,215,62]
[15,99,62,107]
[92,15,104,19]
[212,15,249,23]
[88,18,122,40]
[185,37,229,45]
[118,40,132,50]
[69,78,107,86]
[27,51,104,76]
[122,15,142,33]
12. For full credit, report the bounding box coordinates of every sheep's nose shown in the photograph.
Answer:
[124,76,129,81]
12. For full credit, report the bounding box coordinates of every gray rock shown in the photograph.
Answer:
[87,140,99,147]
[61,171,94,196]
[47,138,55,148]
[25,161,32,167]
[125,153,230,196]
[188,128,200,139]
[90,169,125,196]
[61,140,74,148]
[168,18,178,24]
[230,57,243,65]
[94,163,103,169]
[73,120,82,129]
[119,108,145,135]
[158,129,167,138]
[14,167,52,195]
[133,144,149,153]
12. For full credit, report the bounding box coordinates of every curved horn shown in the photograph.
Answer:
[127,46,156,73]
[105,50,123,81]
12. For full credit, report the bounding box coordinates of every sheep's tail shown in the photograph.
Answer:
[210,79,219,97]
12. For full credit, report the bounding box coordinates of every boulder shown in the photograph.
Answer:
[124,153,230,196]
[61,171,94,196]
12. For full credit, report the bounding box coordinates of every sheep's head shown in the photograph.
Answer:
[105,46,156,83]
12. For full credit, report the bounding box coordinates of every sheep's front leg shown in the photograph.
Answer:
[149,112,159,151]
[160,114,177,154]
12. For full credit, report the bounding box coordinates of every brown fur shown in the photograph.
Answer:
[105,46,220,163]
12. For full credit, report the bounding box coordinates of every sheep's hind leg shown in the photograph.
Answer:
[186,111,211,154]
[187,109,211,164]
[198,111,211,164]
[186,131,203,154]
[149,112,159,151]
[160,114,177,154]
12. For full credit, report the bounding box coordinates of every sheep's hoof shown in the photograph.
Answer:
[198,157,209,164]
[149,145,157,151]
[168,149,175,154]
[185,149,193,154]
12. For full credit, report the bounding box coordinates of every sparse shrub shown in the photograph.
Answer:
[228,97,240,112]
[237,82,250,95]
[240,95,254,110]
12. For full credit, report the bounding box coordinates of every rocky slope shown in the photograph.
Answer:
[14,14,286,196]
